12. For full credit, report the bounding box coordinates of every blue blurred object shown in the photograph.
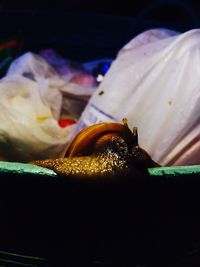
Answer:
[83,59,112,73]
[83,58,112,82]
[99,61,111,75]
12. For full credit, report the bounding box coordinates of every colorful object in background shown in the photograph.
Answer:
[40,49,112,85]
[83,59,112,83]
[0,38,21,77]
[96,62,112,83]
[98,61,111,76]
[70,73,96,87]
[58,118,76,128]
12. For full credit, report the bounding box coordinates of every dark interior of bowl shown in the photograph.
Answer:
[0,171,200,266]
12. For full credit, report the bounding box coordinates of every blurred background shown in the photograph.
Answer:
[0,0,200,61]
[0,0,199,17]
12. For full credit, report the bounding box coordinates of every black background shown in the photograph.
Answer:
[0,0,199,17]
[1,0,200,61]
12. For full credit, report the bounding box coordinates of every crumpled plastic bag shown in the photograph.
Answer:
[39,49,113,118]
[0,51,100,162]
[0,75,74,162]
[8,52,97,120]
[77,29,200,166]
[7,52,63,119]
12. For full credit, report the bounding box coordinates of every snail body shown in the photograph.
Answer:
[32,120,159,180]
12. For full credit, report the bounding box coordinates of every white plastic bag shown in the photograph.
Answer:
[0,75,74,162]
[8,52,97,120]
[7,52,63,119]
[0,52,99,162]
[77,29,200,165]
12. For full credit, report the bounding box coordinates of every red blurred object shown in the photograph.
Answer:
[58,119,76,128]
[70,74,96,87]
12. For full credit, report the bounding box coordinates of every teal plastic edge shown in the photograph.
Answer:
[148,165,200,177]
[0,161,57,177]
[0,161,200,178]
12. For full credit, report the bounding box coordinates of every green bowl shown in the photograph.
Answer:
[0,161,199,179]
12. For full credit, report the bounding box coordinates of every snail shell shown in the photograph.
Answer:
[32,120,159,180]
[66,120,135,157]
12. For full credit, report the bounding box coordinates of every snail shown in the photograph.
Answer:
[31,119,159,182]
